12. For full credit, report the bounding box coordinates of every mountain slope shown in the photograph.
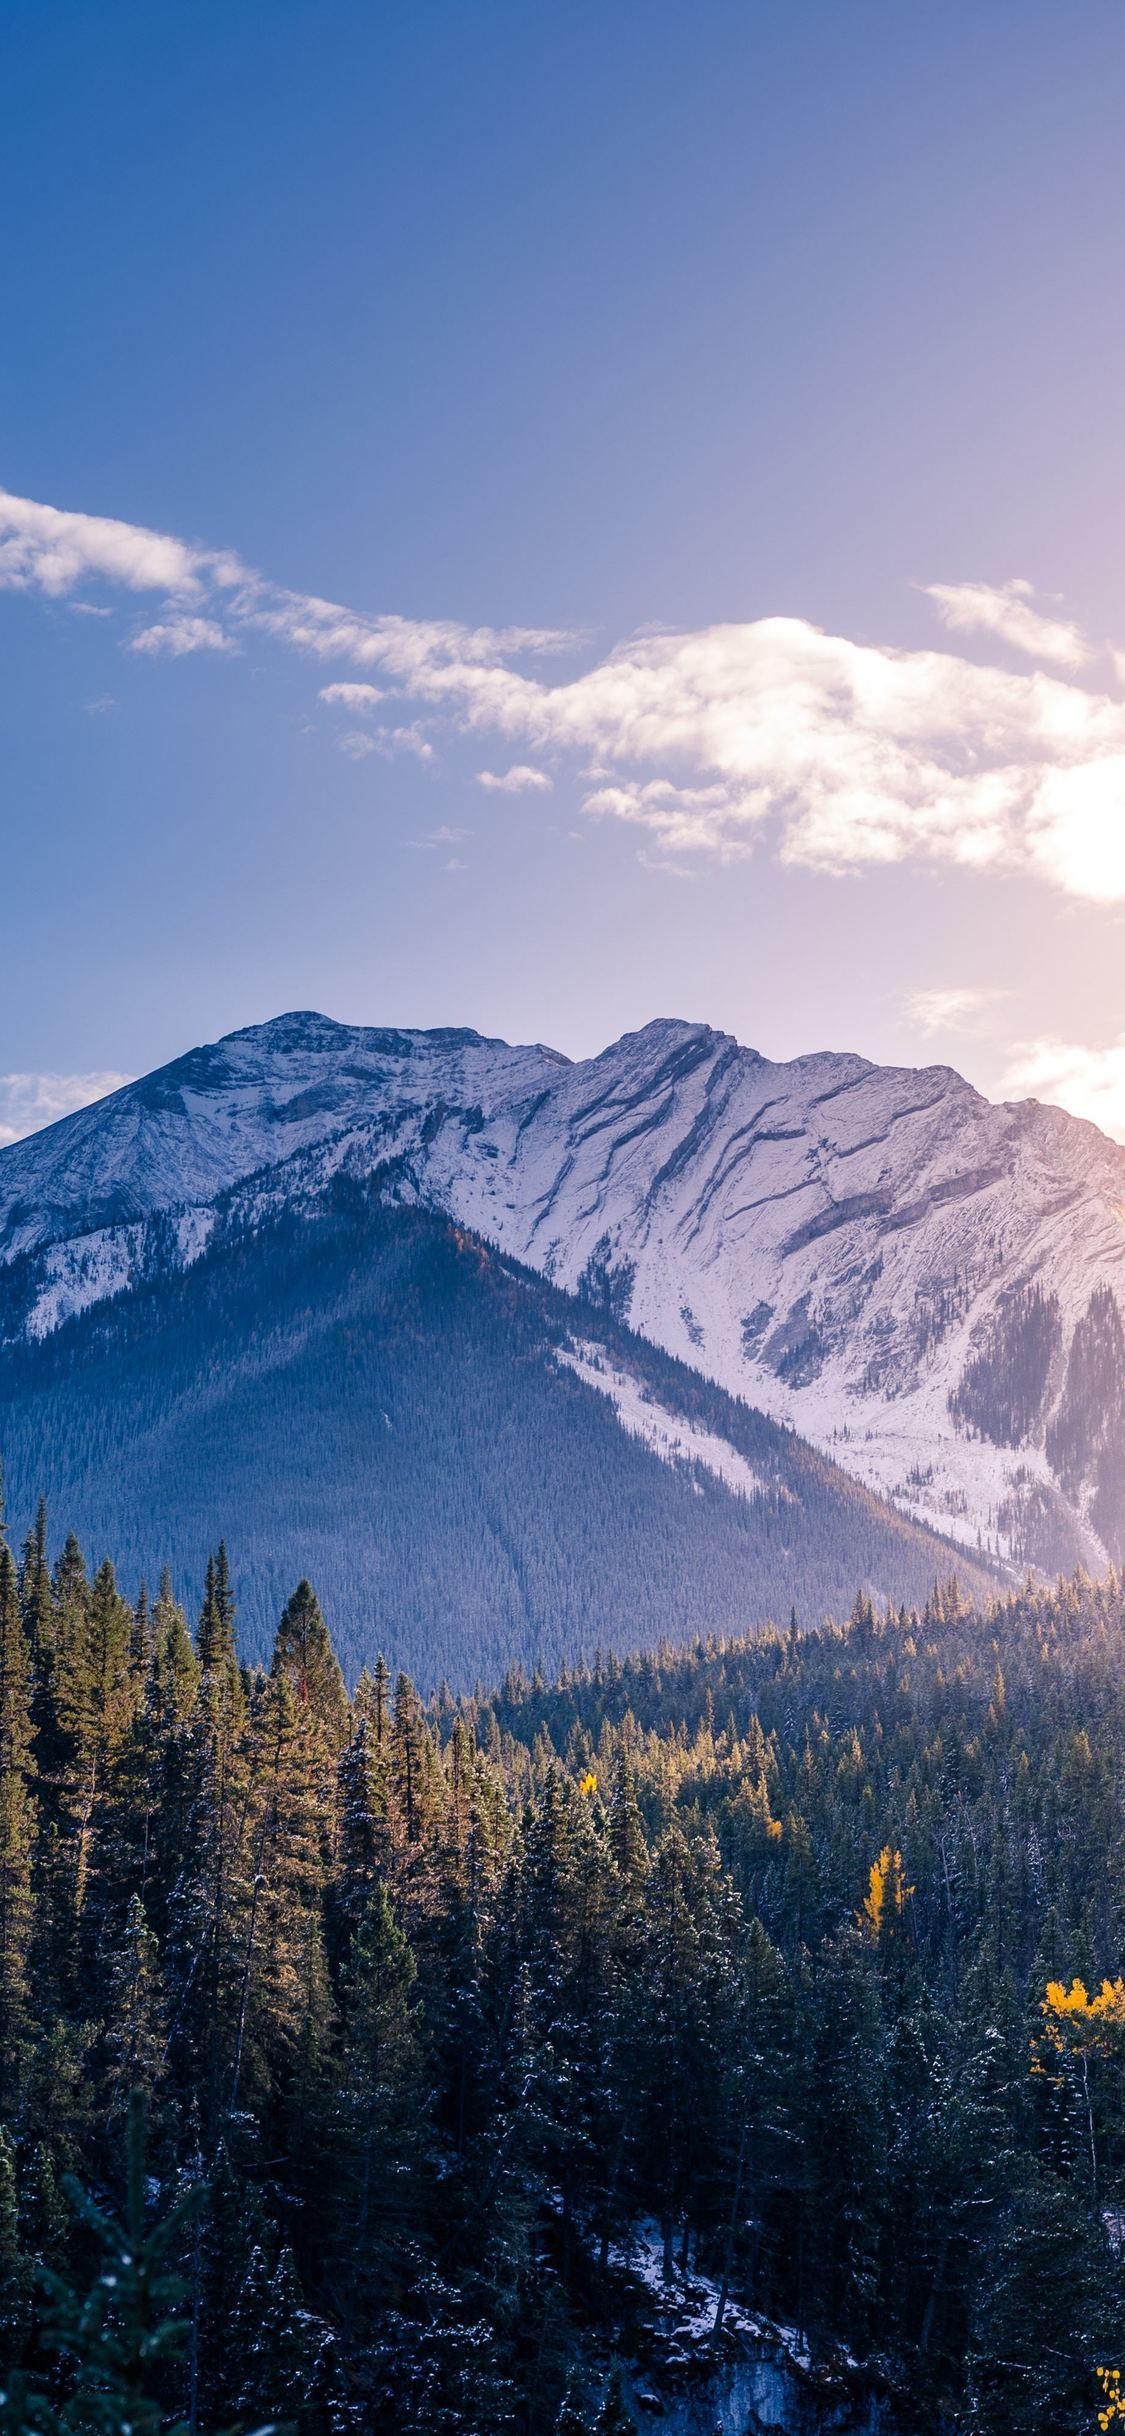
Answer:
[0,1186,991,1684]
[2,1007,1123,1571]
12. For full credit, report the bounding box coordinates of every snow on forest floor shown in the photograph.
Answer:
[605,2220,761,2356]
[594,2218,860,2379]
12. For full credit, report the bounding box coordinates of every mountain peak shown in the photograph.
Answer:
[4,1008,1125,1581]
[619,1014,743,1052]
[230,1008,349,1045]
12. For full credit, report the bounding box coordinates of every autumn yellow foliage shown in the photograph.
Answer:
[1096,2366,1125,2428]
[1041,1978,1125,2052]
[579,1770,597,1797]
[862,1845,912,1938]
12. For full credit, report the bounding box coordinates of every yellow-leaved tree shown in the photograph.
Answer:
[862,1845,912,1941]
[1039,1977,1125,2202]
[1096,2365,1125,2429]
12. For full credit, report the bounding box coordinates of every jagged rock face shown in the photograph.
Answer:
[3,1008,1125,1571]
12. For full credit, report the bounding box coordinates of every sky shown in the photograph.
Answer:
[6,0,1125,1143]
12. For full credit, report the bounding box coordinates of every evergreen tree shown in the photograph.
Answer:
[273,1580,349,1752]
[232,2241,329,2432]
[105,1896,166,2113]
[607,1754,647,1890]
[16,2094,199,2436]
[0,2128,31,2366]
[0,1545,35,2092]
[20,1503,55,1709]
[554,2370,593,2435]
[336,1717,389,1927]
[324,1884,426,2321]
[594,2366,634,2435]
[192,2142,265,2433]
[21,2144,68,2281]
[168,1560,246,2132]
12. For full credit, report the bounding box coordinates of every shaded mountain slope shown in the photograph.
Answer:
[0,1183,994,1685]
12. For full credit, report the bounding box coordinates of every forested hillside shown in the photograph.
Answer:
[0,1185,994,1683]
[0,1515,1122,2433]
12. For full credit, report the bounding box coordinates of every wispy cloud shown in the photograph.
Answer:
[905,984,1009,1036]
[637,846,697,879]
[246,595,572,682]
[373,723,435,763]
[129,615,239,657]
[409,824,471,851]
[335,730,377,760]
[318,681,386,710]
[1002,1036,1125,1143]
[476,763,553,793]
[0,1070,134,1148]
[583,777,759,858]
[12,482,1125,905]
[924,578,1092,671]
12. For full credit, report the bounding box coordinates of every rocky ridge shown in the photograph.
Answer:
[3,1009,1124,1570]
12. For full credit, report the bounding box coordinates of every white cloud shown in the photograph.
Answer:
[84,695,115,715]
[514,619,1125,899]
[582,775,762,859]
[318,681,387,710]
[373,723,435,762]
[129,615,238,657]
[1023,756,1125,901]
[0,486,243,599]
[16,483,1125,906]
[0,1070,133,1148]
[337,720,435,763]
[475,763,553,793]
[905,985,1008,1036]
[924,578,1092,671]
[1002,1037,1125,1143]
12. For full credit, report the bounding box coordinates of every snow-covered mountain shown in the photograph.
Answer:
[3,1007,1124,1572]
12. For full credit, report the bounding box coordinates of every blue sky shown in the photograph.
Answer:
[6,0,1125,1138]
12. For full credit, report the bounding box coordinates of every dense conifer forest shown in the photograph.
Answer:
[0,1490,1122,2433]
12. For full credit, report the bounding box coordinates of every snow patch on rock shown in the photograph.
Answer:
[558,1341,767,1502]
